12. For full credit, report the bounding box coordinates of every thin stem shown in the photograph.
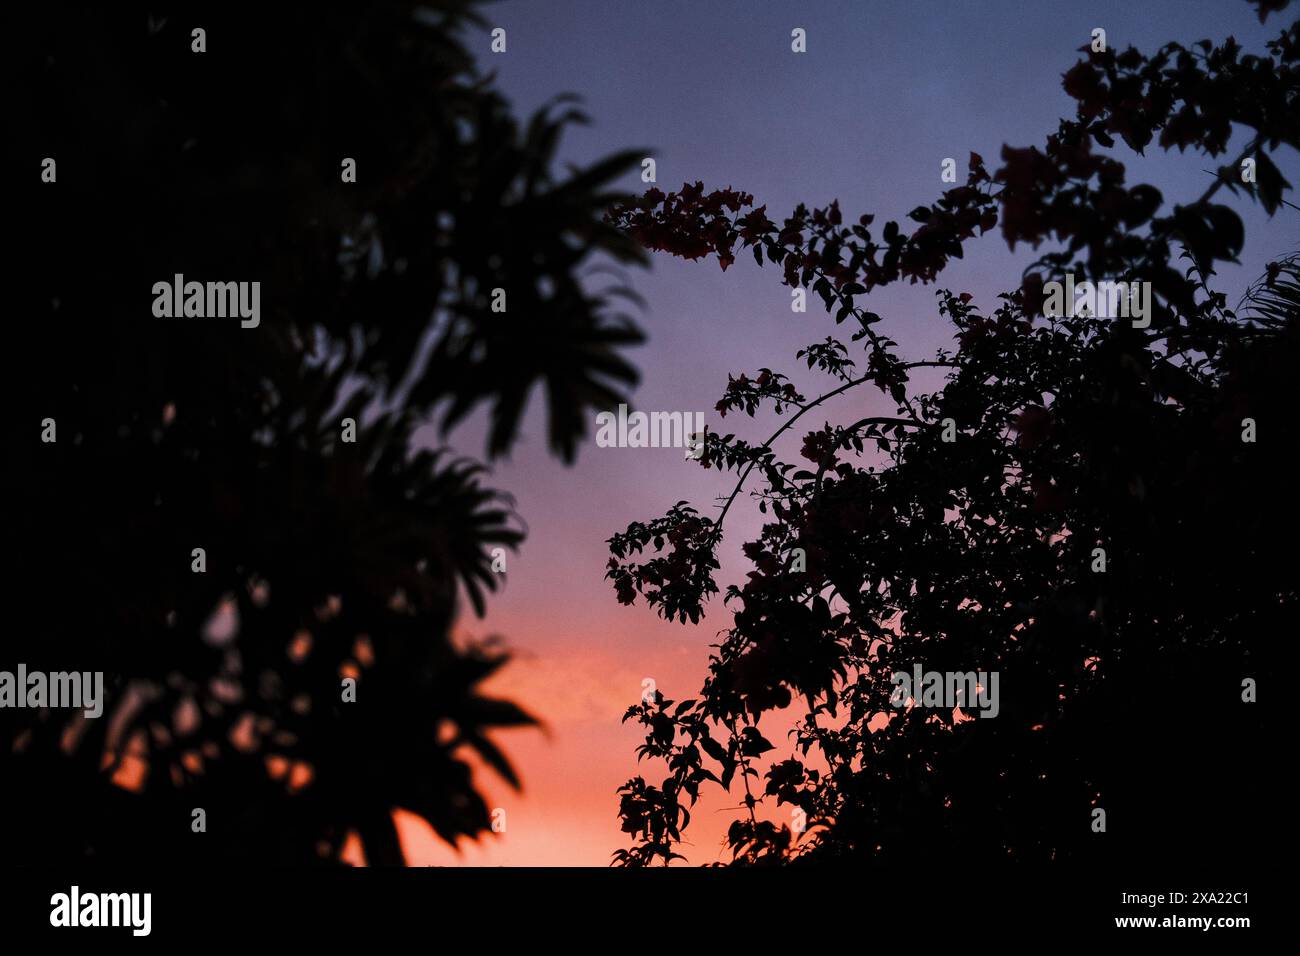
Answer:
[710,377,939,542]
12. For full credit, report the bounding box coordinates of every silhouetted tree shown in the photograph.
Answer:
[8,1,646,865]
[608,0,1294,867]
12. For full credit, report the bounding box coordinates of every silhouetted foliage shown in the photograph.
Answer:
[608,0,1294,867]
[8,1,645,865]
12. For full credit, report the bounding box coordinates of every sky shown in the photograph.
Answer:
[382,0,1296,866]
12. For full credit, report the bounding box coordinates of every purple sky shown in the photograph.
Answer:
[397,0,1296,866]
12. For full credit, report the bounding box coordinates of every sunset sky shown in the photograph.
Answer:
[393,0,1295,866]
